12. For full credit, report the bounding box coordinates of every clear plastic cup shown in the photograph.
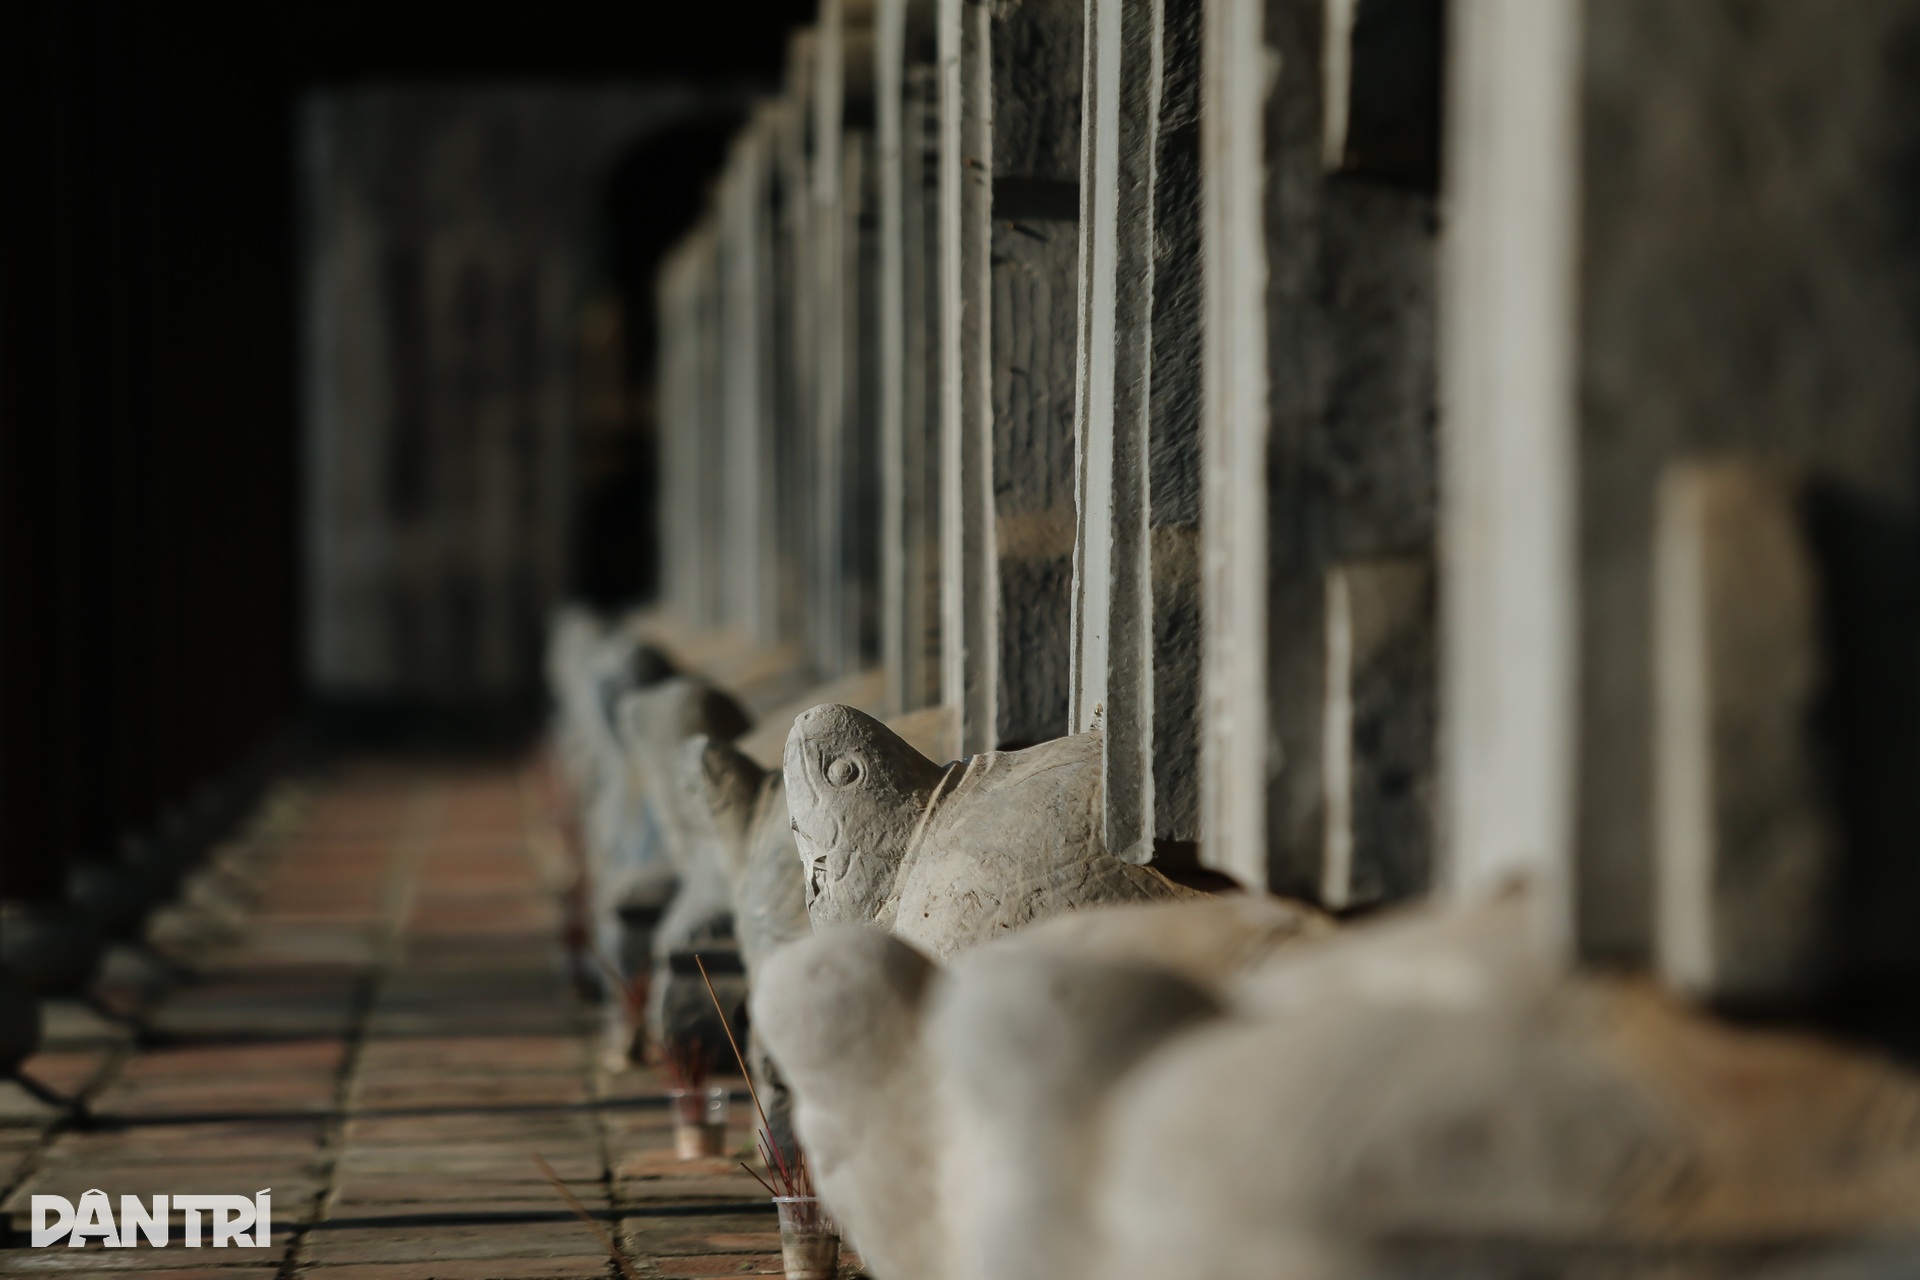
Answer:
[670,1085,729,1158]
[773,1196,839,1280]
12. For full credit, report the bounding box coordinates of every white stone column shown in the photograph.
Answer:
[1198,0,1270,891]
[718,114,783,645]
[656,232,704,627]
[877,0,945,715]
[691,225,728,632]
[1073,0,1204,863]
[1437,0,1581,944]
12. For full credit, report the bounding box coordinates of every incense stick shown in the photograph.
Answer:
[695,953,814,1199]
[694,954,772,1137]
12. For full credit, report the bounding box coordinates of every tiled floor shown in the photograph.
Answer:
[0,759,812,1279]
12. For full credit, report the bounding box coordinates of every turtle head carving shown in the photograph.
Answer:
[678,734,770,886]
[783,705,951,927]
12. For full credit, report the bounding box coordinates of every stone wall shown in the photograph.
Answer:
[303,88,706,706]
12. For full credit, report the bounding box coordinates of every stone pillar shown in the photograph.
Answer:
[655,241,694,624]
[1436,0,1581,942]
[1200,0,1440,900]
[877,0,946,715]
[940,0,1085,754]
[1073,0,1205,864]
[773,35,820,654]
[656,223,726,632]
[718,112,784,646]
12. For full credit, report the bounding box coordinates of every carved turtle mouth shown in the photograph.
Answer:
[787,795,844,869]
[805,854,829,907]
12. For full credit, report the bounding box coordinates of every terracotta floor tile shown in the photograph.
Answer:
[0,762,797,1280]
[651,1254,785,1277]
[293,1259,612,1279]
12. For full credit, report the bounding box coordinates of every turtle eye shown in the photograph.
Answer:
[825,756,862,787]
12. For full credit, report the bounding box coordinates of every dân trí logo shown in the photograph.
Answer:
[31,1188,271,1247]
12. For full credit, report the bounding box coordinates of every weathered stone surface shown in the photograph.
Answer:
[684,702,955,1172]
[1571,1,1920,972]
[759,890,1920,1278]
[616,677,754,871]
[983,892,1329,989]
[678,736,811,978]
[784,705,1191,957]
[1093,897,1920,1280]
[941,0,1085,754]
[810,0,885,682]
[717,111,785,651]
[548,617,681,993]
[929,943,1222,1280]
[1653,460,1831,1006]
[753,895,1324,1280]
[679,696,962,980]
[614,677,754,1051]
[1199,0,1438,900]
[877,0,944,717]
[751,927,943,1280]
[1433,0,1580,926]
[1074,0,1205,864]
[936,898,1322,1280]
[1318,557,1434,909]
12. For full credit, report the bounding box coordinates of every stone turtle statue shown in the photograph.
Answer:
[677,701,961,1157]
[752,896,1327,1280]
[1091,895,1920,1280]
[783,705,1193,957]
[613,677,754,1057]
[675,734,814,1157]
[752,926,946,1280]
[678,735,811,976]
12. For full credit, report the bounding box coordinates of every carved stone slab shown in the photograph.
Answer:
[784,704,1192,957]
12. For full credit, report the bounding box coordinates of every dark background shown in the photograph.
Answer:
[0,1,812,897]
